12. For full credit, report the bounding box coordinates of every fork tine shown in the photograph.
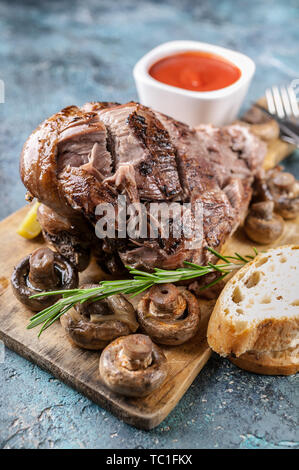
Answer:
[280,86,292,117]
[265,88,276,114]
[287,86,299,119]
[272,86,285,118]
[254,103,299,147]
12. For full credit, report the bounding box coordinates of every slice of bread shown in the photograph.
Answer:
[207,245,299,374]
[230,345,299,376]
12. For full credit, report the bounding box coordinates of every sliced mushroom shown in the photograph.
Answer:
[137,284,200,345]
[244,201,284,244]
[11,247,78,311]
[99,334,168,397]
[60,284,139,350]
[254,166,299,219]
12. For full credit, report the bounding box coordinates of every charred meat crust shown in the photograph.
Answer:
[127,106,182,200]
[42,229,91,272]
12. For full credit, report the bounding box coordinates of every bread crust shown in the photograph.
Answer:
[230,346,299,376]
[207,245,299,363]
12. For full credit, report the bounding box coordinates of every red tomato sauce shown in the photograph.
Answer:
[148,51,241,92]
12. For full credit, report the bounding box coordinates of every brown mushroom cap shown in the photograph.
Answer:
[275,195,299,220]
[137,284,201,345]
[250,121,280,142]
[11,247,78,311]
[254,167,299,220]
[244,201,284,244]
[60,284,139,350]
[99,334,168,397]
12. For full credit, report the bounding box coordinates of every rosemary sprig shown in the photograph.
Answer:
[27,247,258,336]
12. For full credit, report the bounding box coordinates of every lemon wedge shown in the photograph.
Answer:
[17,201,41,239]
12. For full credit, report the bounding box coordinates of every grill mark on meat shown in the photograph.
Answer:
[154,112,264,266]
[127,105,182,200]
[97,103,182,201]
[58,166,118,225]
[154,111,215,199]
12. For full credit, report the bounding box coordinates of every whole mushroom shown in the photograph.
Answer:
[99,334,168,397]
[244,201,284,244]
[254,166,299,219]
[137,284,200,345]
[11,247,78,311]
[60,284,139,350]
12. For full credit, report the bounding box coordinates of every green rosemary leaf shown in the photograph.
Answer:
[129,283,155,297]
[205,246,230,262]
[207,262,227,273]
[37,305,73,337]
[233,252,249,263]
[183,261,208,270]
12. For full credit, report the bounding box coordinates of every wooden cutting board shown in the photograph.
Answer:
[0,132,297,430]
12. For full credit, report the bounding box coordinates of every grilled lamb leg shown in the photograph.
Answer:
[20,101,266,274]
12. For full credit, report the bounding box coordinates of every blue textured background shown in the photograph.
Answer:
[0,0,298,449]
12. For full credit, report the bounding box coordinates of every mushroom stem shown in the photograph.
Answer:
[120,334,153,371]
[148,284,187,319]
[28,247,60,290]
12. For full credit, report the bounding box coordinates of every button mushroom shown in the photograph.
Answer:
[60,284,139,350]
[254,167,299,219]
[11,247,79,311]
[99,334,168,397]
[137,283,200,345]
[244,200,284,244]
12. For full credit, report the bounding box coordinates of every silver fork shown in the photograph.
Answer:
[265,84,299,120]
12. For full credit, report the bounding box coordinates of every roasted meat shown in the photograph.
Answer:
[20,102,266,273]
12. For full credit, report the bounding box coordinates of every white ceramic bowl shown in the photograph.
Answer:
[133,40,255,127]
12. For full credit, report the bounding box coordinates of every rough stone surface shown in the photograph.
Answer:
[0,0,298,449]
